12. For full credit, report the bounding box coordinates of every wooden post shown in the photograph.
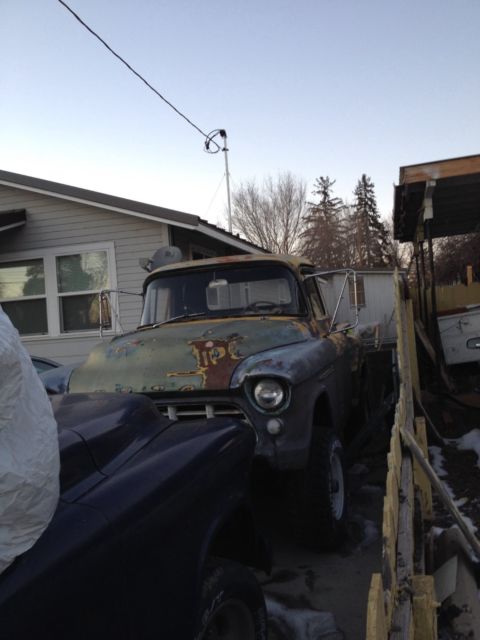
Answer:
[366,574,388,640]
[413,418,433,521]
[412,575,439,640]
[406,299,420,398]
[466,264,473,286]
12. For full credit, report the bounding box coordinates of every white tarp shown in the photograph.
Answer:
[0,306,60,575]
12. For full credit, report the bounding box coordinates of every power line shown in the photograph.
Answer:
[57,0,220,150]
[204,173,225,218]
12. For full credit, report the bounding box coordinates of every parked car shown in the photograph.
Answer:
[30,355,59,374]
[39,362,78,394]
[0,392,269,640]
[69,253,365,548]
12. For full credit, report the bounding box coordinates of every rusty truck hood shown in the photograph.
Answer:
[69,317,314,393]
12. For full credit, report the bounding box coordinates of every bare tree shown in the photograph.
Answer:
[434,232,480,284]
[384,218,413,270]
[230,173,307,253]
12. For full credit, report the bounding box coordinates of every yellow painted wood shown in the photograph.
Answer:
[413,418,433,520]
[386,468,399,539]
[366,574,388,640]
[467,265,473,287]
[412,575,439,640]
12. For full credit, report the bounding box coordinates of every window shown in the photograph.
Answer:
[304,277,327,318]
[349,275,366,307]
[190,245,217,260]
[0,243,116,337]
[56,251,110,332]
[0,259,48,335]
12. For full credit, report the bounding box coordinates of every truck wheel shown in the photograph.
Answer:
[290,429,347,550]
[196,558,267,640]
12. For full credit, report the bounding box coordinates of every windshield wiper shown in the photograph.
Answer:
[137,313,206,331]
[151,312,206,328]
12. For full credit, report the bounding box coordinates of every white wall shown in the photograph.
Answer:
[319,271,397,343]
[0,185,169,363]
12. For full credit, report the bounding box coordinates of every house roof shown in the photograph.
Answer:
[0,169,265,254]
[393,154,480,242]
[0,208,26,233]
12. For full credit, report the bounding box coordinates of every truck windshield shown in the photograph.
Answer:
[140,264,307,326]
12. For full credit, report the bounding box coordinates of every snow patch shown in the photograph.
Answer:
[429,446,448,477]
[266,596,341,639]
[453,428,480,468]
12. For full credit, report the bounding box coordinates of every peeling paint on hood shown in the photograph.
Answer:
[69,317,313,394]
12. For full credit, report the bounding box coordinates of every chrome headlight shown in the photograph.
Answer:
[253,378,286,411]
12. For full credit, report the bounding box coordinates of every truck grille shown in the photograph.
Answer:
[155,402,249,423]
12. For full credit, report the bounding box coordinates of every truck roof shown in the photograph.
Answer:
[148,253,314,277]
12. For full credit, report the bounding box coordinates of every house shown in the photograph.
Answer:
[0,170,264,363]
[319,268,400,345]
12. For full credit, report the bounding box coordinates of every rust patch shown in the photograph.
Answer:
[328,332,348,355]
[167,335,244,389]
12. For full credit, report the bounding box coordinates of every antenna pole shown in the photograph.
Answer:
[219,129,232,233]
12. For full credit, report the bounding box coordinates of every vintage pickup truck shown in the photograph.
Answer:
[0,392,269,639]
[68,253,365,548]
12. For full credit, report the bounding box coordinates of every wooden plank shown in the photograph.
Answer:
[400,427,480,560]
[382,497,397,593]
[396,456,415,583]
[412,575,439,640]
[405,299,420,399]
[400,154,480,184]
[413,418,433,521]
[366,574,388,640]
[390,597,414,640]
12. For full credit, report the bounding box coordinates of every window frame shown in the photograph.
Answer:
[0,242,118,339]
[349,274,366,307]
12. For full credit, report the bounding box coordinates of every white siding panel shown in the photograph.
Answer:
[328,272,397,342]
[0,185,168,360]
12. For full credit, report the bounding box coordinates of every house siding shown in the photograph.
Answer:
[0,185,168,363]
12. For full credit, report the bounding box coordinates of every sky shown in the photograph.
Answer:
[1,0,479,229]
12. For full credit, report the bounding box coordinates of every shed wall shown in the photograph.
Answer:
[320,272,397,343]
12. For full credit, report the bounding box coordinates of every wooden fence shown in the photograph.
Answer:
[366,271,438,639]
[412,281,480,318]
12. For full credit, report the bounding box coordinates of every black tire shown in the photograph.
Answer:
[289,429,347,550]
[195,558,267,640]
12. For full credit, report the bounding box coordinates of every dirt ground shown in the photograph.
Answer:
[252,441,387,640]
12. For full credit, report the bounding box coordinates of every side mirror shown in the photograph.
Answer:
[305,269,360,335]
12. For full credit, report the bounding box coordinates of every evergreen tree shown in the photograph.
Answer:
[301,177,348,267]
[351,174,391,267]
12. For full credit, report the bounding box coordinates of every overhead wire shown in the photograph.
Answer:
[57,0,220,151]
[204,173,226,218]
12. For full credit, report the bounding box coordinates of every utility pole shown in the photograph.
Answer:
[219,130,232,233]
